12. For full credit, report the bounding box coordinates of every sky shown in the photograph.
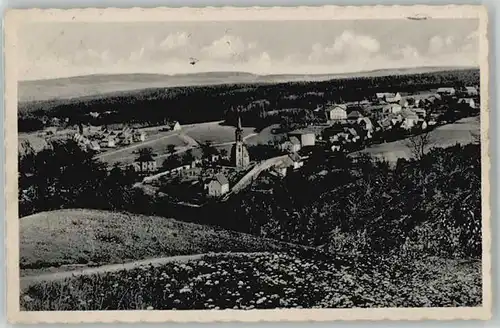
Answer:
[17,19,479,81]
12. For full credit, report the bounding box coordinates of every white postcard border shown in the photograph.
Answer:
[4,4,491,323]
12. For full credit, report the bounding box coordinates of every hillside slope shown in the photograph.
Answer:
[20,209,291,276]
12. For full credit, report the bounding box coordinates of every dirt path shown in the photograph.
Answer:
[20,252,265,291]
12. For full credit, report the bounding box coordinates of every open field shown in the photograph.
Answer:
[95,132,190,166]
[20,209,290,277]
[96,121,256,166]
[245,124,285,146]
[21,251,481,310]
[18,133,50,154]
[184,123,255,145]
[353,116,480,163]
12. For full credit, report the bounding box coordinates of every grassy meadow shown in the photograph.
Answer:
[20,209,288,277]
[21,251,481,310]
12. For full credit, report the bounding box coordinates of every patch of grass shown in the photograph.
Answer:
[20,209,286,276]
[355,116,479,162]
[21,252,481,311]
[185,123,255,145]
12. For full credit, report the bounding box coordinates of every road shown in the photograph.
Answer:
[20,252,266,291]
[95,121,226,161]
[95,121,256,167]
[95,131,180,161]
[223,154,290,200]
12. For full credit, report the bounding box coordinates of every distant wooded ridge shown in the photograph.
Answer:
[18,67,479,133]
[19,66,476,103]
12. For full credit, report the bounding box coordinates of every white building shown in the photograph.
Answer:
[437,87,456,96]
[288,131,316,147]
[401,110,420,130]
[286,152,304,170]
[458,98,477,109]
[87,141,101,151]
[280,136,302,153]
[207,174,230,197]
[383,104,402,114]
[386,92,402,103]
[325,104,348,121]
[464,86,479,96]
[170,121,182,131]
[133,131,146,142]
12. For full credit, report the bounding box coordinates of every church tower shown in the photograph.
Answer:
[231,111,250,168]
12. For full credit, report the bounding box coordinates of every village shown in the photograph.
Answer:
[111,84,479,205]
[23,83,479,206]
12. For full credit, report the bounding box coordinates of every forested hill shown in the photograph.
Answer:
[18,68,479,132]
[19,66,473,103]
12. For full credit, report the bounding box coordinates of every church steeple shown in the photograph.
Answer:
[235,109,243,143]
[231,107,250,169]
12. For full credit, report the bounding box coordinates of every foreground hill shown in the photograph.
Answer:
[19,66,472,102]
[20,209,292,276]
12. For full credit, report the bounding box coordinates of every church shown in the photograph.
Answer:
[230,113,250,168]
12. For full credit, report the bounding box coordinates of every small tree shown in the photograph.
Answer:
[162,154,181,170]
[136,147,155,162]
[406,132,433,161]
[166,144,176,155]
[182,149,195,164]
[201,141,217,159]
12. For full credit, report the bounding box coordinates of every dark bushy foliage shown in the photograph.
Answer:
[18,140,137,217]
[220,143,482,259]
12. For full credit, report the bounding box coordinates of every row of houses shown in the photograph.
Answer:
[72,126,148,152]
[436,86,479,97]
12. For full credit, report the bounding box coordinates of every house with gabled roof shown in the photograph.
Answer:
[464,86,478,96]
[87,141,101,152]
[325,104,348,121]
[400,110,420,130]
[133,130,146,142]
[280,136,301,153]
[386,92,402,103]
[285,152,304,170]
[458,98,477,109]
[207,173,229,197]
[437,87,456,96]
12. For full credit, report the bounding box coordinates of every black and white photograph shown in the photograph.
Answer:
[5,5,491,323]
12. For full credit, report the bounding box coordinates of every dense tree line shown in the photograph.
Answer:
[18,69,479,132]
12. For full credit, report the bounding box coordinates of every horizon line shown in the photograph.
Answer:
[19,65,479,83]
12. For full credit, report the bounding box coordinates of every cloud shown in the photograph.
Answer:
[307,30,380,64]
[74,48,112,65]
[159,32,190,50]
[201,35,257,60]
[391,45,420,61]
